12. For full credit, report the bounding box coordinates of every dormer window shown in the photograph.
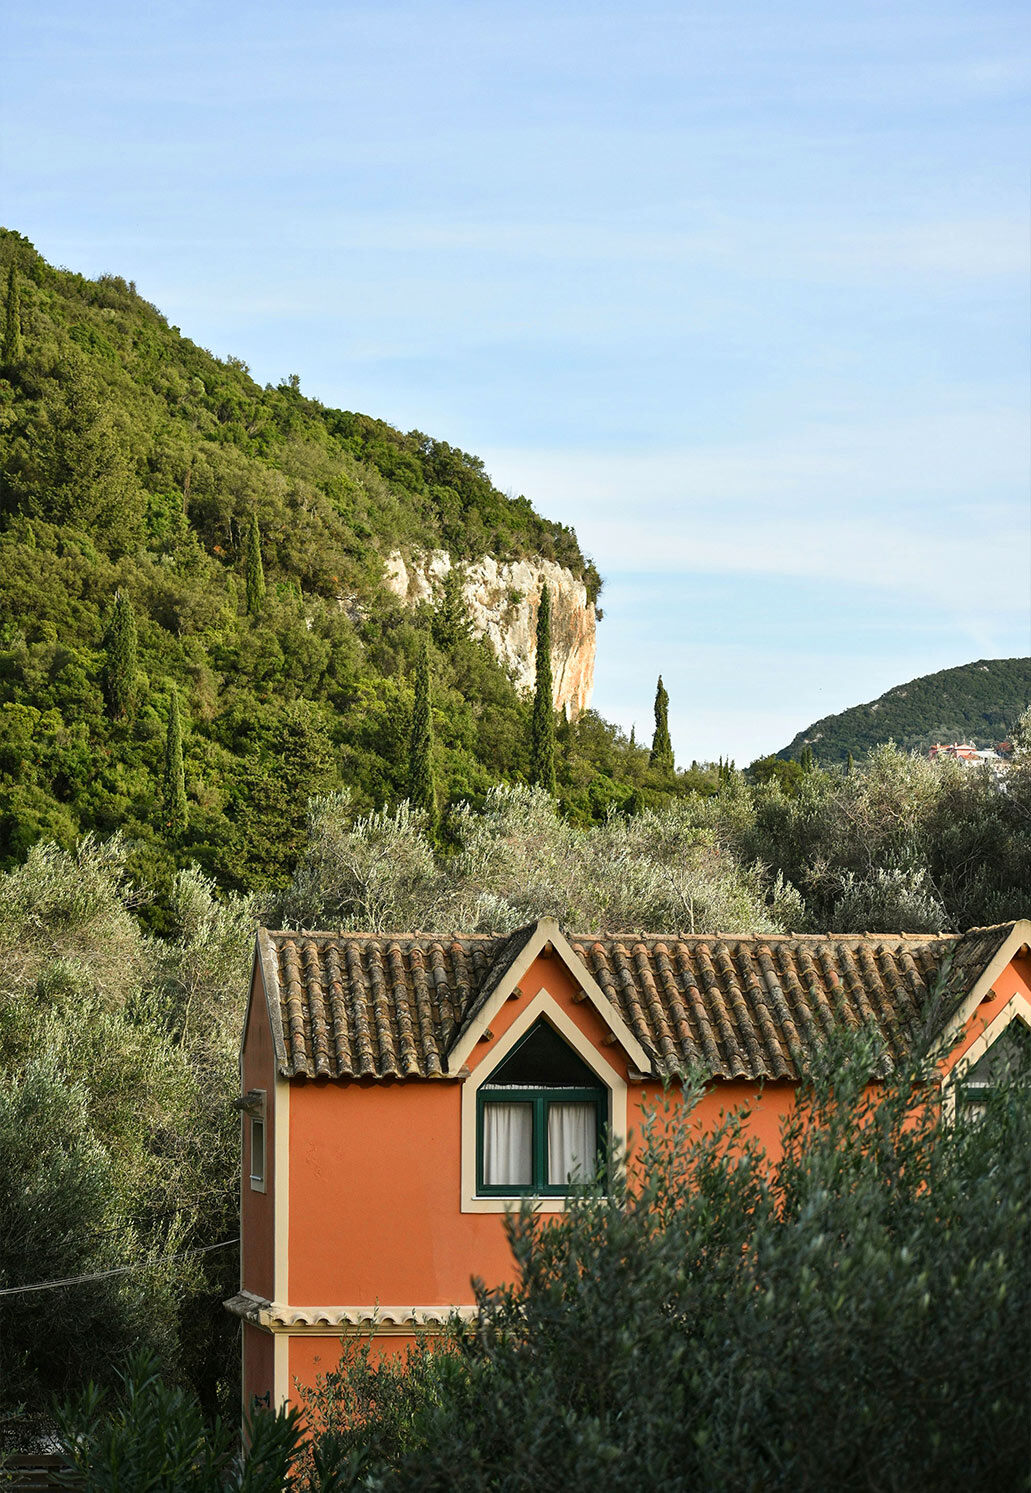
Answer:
[476,1019,606,1196]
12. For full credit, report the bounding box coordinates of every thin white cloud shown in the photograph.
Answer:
[481,408,1030,609]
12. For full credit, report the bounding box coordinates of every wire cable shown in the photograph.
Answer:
[0,1239,239,1298]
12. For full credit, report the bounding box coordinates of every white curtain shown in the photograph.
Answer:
[483,1102,532,1187]
[548,1102,597,1186]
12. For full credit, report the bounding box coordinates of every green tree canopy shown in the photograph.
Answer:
[245,512,266,615]
[3,262,22,367]
[101,592,138,720]
[407,635,437,832]
[162,685,188,836]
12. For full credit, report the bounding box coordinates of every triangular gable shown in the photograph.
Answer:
[240,930,290,1074]
[929,919,1031,1063]
[445,916,655,1077]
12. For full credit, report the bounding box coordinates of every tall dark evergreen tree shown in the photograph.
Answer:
[800,745,816,774]
[431,567,472,651]
[2,264,22,368]
[162,686,188,835]
[649,676,674,774]
[245,513,266,615]
[530,587,557,795]
[408,635,437,832]
[101,593,138,719]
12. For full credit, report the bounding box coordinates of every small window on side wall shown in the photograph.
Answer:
[476,1019,606,1197]
[249,1111,266,1193]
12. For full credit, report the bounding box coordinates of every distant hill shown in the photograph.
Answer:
[778,659,1031,765]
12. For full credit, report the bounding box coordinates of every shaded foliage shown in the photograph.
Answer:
[100,591,137,720]
[55,1353,300,1492]
[163,685,188,836]
[53,1047,1030,1492]
[407,634,436,832]
[245,513,266,616]
[287,1040,1031,1491]
[0,840,253,1436]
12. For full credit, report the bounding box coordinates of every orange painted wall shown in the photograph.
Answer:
[631,1077,799,1170]
[289,1333,418,1401]
[241,967,276,1301]
[464,953,631,1084]
[289,1078,506,1303]
[286,952,631,1307]
[242,1322,274,1414]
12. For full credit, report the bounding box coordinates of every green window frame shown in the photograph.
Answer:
[476,1085,607,1197]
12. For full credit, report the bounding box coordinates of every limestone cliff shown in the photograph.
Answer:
[383,551,596,719]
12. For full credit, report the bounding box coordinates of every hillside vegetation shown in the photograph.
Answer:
[0,230,689,907]
[779,657,1031,764]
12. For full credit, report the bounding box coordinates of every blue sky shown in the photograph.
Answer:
[3,0,1028,760]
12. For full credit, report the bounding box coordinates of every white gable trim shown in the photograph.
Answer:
[459,988,629,1214]
[933,920,1031,1059]
[240,931,289,1073]
[447,917,653,1077]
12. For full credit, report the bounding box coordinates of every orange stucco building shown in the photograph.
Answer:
[226,916,1031,1416]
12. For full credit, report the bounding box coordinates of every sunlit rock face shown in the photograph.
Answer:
[383,551,596,719]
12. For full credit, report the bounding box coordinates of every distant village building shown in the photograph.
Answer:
[928,741,1012,764]
[228,917,1031,1417]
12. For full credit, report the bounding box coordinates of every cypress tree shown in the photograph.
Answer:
[530,587,557,795]
[432,566,471,650]
[245,513,266,615]
[846,751,855,776]
[102,592,138,719]
[408,635,437,831]
[3,264,23,368]
[162,686,188,835]
[649,676,674,774]
[800,745,815,774]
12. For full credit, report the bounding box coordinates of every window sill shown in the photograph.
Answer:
[462,1194,579,1214]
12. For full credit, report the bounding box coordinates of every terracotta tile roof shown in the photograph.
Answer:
[258,922,1022,1083]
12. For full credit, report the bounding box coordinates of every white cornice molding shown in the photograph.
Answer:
[225,1290,477,1336]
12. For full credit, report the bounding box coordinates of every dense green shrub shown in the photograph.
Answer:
[290,1041,1031,1491]
[54,1354,299,1492]
[0,840,253,1432]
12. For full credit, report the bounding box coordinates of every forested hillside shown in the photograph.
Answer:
[779,657,1031,764]
[0,229,670,909]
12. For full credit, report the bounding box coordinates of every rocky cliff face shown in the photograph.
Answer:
[384,551,596,719]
